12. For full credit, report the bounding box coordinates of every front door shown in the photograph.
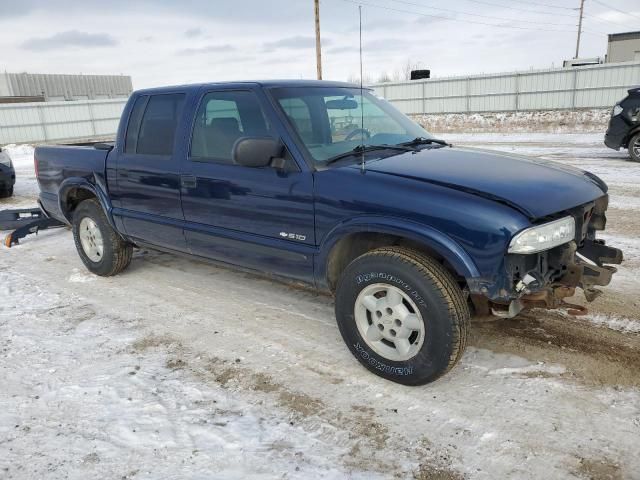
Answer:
[114,92,187,251]
[180,87,315,282]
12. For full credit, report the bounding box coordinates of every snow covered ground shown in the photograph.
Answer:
[1,136,640,479]
[416,109,610,134]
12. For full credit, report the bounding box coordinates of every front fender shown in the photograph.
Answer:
[58,177,116,229]
[315,215,481,288]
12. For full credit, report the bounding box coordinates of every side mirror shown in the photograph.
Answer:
[232,137,283,168]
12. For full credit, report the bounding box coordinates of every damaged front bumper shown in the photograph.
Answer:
[469,195,624,318]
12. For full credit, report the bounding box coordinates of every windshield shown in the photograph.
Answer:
[269,86,434,164]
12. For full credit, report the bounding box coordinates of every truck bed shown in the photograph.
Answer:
[36,144,111,222]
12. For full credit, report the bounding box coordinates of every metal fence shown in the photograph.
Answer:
[0,73,132,101]
[371,61,640,115]
[0,98,127,146]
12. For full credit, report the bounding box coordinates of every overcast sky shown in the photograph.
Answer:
[0,0,638,88]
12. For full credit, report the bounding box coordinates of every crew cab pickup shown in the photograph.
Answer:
[35,80,623,385]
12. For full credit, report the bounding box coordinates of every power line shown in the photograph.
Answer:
[340,0,579,32]
[591,0,640,21]
[584,14,633,28]
[582,29,609,36]
[498,0,578,10]
[387,0,579,26]
[455,0,579,17]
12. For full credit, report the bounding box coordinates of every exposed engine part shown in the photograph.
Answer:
[489,237,622,319]
[491,300,524,318]
[515,272,541,293]
[490,285,588,318]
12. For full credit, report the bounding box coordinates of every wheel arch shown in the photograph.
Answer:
[624,126,640,147]
[59,178,116,229]
[316,216,480,292]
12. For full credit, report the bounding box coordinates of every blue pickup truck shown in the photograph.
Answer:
[35,80,622,385]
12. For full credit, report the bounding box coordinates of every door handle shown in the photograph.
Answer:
[181,175,197,189]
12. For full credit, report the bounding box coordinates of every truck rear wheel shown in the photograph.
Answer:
[335,247,469,386]
[0,186,13,198]
[629,133,640,162]
[72,199,132,276]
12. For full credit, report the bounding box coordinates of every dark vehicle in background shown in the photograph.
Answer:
[0,147,16,198]
[605,87,640,162]
[34,80,623,385]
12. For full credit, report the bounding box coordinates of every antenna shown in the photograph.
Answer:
[359,4,365,174]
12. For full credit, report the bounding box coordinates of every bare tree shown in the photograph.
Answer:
[401,59,422,80]
[377,71,392,83]
[347,72,374,85]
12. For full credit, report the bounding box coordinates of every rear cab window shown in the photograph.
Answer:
[124,93,185,156]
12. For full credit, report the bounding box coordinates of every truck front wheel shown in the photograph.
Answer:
[335,247,469,385]
[72,199,133,276]
[629,133,640,162]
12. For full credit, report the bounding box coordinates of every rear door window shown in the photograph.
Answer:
[134,94,185,156]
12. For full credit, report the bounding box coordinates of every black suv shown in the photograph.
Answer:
[0,147,16,198]
[604,87,640,162]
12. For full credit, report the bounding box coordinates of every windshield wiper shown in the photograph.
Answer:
[400,137,451,148]
[325,144,415,166]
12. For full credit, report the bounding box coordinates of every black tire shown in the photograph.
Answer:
[628,133,640,163]
[72,198,133,276]
[335,247,470,386]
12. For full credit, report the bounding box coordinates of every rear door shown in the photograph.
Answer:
[180,86,315,282]
[113,92,188,251]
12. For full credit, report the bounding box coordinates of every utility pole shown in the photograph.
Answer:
[314,0,323,80]
[574,0,585,59]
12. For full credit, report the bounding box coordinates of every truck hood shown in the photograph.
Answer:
[357,146,606,219]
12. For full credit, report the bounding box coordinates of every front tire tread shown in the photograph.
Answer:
[358,247,470,379]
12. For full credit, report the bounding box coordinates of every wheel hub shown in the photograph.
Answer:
[354,283,425,361]
[79,217,104,263]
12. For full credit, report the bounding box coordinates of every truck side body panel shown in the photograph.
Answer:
[107,90,195,252]
[178,85,316,283]
[312,167,530,288]
[36,145,110,223]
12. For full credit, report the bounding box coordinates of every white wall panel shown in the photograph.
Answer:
[0,73,132,100]
[0,99,127,145]
[373,61,640,114]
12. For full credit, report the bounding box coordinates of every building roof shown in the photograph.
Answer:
[608,31,640,42]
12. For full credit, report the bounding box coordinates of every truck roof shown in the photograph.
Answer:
[133,79,360,95]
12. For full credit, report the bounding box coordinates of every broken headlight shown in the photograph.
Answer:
[508,216,575,254]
